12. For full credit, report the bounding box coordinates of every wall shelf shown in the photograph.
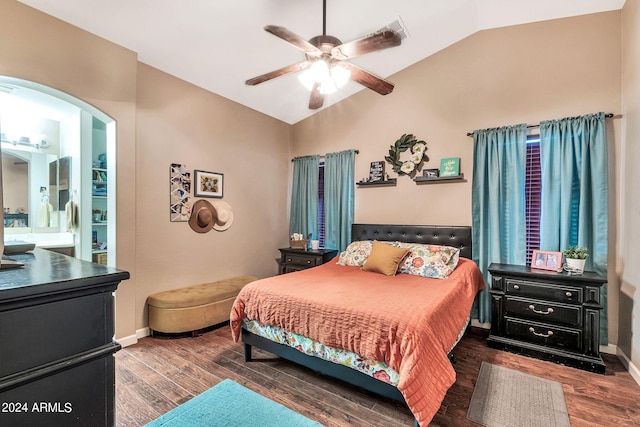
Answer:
[356,179,397,187]
[413,173,466,185]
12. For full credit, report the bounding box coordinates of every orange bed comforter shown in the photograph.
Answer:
[230,257,485,426]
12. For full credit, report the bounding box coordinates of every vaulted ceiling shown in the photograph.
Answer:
[19,0,626,124]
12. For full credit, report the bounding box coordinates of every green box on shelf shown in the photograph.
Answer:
[439,157,460,177]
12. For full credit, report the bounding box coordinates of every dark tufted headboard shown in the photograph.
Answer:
[351,224,472,260]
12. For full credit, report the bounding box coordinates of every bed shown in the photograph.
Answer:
[230,224,485,426]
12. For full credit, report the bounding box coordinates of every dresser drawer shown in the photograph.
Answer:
[505,317,581,353]
[505,278,582,303]
[278,248,338,275]
[283,253,321,267]
[505,296,582,328]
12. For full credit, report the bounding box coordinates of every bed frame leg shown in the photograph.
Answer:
[244,343,252,362]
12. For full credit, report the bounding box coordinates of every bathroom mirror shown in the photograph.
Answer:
[2,145,60,230]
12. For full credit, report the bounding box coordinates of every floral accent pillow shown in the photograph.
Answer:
[336,240,374,266]
[392,242,460,279]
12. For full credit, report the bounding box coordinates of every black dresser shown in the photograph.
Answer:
[0,249,129,426]
[487,263,606,374]
[278,248,338,274]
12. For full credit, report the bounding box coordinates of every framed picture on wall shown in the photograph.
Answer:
[531,250,563,271]
[194,170,224,198]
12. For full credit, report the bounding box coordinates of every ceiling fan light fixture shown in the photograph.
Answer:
[298,60,350,94]
[318,75,337,94]
[330,63,351,88]
[298,60,328,91]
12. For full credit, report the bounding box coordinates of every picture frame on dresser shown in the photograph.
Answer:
[531,249,563,271]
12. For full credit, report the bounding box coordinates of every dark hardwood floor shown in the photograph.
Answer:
[115,325,640,426]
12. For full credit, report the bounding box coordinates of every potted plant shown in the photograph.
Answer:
[562,245,589,273]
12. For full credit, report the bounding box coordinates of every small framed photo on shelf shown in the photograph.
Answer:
[423,168,439,178]
[194,170,224,198]
[531,250,563,271]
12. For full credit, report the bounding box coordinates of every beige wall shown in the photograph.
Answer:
[134,64,291,330]
[293,12,623,344]
[620,0,640,372]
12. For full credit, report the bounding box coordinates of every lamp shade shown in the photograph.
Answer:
[299,60,351,94]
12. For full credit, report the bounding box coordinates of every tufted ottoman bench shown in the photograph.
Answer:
[147,275,257,336]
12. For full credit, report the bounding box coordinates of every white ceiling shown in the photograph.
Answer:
[19,0,625,125]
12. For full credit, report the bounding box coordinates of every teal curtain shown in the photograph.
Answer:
[324,150,355,251]
[289,155,320,244]
[472,124,527,323]
[539,112,608,344]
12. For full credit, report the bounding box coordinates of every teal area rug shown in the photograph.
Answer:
[145,379,323,427]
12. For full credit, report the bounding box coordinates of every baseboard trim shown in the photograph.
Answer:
[470,319,491,329]
[617,349,640,387]
[116,327,151,348]
[117,334,137,348]
[600,343,617,355]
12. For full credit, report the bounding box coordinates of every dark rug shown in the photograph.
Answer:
[467,362,570,427]
[145,379,323,426]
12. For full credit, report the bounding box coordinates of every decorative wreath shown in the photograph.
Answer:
[384,134,428,177]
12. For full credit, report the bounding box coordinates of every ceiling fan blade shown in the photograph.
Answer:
[341,62,395,95]
[265,25,323,58]
[330,30,401,60]
[309,83,324,109]
[245,61,312,86]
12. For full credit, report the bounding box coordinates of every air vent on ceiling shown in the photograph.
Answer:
[382,16,409,40]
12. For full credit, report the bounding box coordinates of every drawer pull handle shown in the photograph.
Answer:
[287,258,292,262]
[529,327,553,338]
[528,304,554,315]
[566,291,573,298]
[307,260,311,264]
[513,285,520,290]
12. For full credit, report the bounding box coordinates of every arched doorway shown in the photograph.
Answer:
[0,76,117,265]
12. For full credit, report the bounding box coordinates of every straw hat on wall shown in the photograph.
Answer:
[188,200,217,233]
[188,199,234,233]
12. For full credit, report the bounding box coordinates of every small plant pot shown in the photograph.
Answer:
[566,258,586,273]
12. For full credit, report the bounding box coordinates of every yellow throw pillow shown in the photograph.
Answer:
[362,240,410,276]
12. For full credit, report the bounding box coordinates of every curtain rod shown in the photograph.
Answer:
[291,150,359,162]
[466,113,616,137]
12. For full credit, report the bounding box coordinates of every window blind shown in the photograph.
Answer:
[525,137,541,265]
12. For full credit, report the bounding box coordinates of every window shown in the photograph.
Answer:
[317,163,326,248]
[525,135,541,265]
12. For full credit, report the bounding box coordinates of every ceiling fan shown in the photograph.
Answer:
[245,0,402,110]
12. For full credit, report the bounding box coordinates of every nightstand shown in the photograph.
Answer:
[487,262,606,374]
[278,248,338,274]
